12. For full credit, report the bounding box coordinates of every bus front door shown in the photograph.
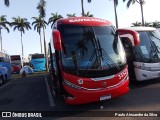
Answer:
[121,37,136,80]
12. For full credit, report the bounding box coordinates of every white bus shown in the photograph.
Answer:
[119,27,160,81]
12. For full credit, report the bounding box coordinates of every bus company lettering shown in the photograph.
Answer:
[118,69,128,80]
[69,19,107,23]
[11,112,42,117]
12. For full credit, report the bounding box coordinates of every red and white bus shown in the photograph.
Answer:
[49,17,139,104]
[10,55,23,73]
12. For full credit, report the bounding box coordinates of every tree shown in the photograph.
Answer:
[81,0,92,16]
[11,17,31,58]
[3,0,10,7]
[131,21,141,26]
[32,16,47,53]
[83,11,93,17]
[37,0,46,18]
[144,21,151,27]
[110,0,119,28]
[123,0,145,26]
[37,0,48,70]
[66,13,76,17]
[48,12,63,28]
[132,21,160,28]
[152,21,160,28]
[0,15,10,51]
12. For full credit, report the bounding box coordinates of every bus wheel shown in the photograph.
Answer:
[1,75,5,84]
[52,77,58,97]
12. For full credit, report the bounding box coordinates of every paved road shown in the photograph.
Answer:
[0,73,159,120]
[0,75,51,111]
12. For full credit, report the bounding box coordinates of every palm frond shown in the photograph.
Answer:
[48,12,63,28]
[0,15,10,32]
[4,0,10,7]
[88,0,91,3]
[37,0,46,18]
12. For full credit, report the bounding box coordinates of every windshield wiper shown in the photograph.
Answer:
[85,27,120,70]
[97,39,120,70]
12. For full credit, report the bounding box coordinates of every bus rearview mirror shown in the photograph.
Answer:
[52,30,62,51]
[117,29,140,46]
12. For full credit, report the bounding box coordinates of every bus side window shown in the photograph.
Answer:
[0,58,3,62]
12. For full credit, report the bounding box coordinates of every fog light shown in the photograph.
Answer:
[67,96,74,100]
[142,74,147,77]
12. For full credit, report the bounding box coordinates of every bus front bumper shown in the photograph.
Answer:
[33,68,46,72]
[134,68,160,81]
[63,79,129,105]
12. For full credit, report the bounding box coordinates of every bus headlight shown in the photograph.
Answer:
[64,79,82,90]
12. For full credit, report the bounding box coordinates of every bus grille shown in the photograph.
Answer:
[63,65,126,78]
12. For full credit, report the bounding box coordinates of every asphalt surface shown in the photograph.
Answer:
[0,73,159,120]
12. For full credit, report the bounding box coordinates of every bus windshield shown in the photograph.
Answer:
[32,54,44,59]
[134,30,160,62]
[11,55,20,61]
[58,25,126,72]
[10,55,22,67]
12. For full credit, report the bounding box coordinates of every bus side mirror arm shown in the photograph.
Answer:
[52,30,62,51]
[116,29,140,46]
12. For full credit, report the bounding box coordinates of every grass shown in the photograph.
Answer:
[11,71,49,80]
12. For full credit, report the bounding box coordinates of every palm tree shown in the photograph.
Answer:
[152,21,160,28]
[0,15,10,51]
[81,0,92,16]
[11,17,31,58]
[66,13,76,18]
[123,0,145,26]
[144,21,151,27]
[48,12,63,29]
[131,21,142,26]
[37,0,48,70]
[37,0,46,18]
[110,0,119,28]
[3,0,10,7]
[84,11,93,17]
[32,16,47,53]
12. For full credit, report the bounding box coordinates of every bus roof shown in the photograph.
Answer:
[0,51,9,55]
[119,27,157,32]
[56,17,112,27]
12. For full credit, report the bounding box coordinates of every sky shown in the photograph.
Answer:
[0,0,160,60]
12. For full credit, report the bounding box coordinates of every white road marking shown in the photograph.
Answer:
[45,78,55,107]
[0,82,12,89]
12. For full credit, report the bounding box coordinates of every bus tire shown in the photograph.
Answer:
[1,75,5,84]
[51,75,60,97]
[52,78,58,97]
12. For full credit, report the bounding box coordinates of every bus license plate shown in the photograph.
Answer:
[100,95,111,101]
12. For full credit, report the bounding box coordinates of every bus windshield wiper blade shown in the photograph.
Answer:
[97,38,120,70]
